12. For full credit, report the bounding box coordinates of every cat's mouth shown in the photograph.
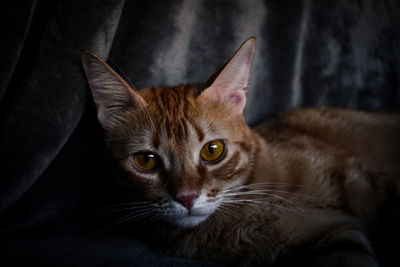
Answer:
[172,213,210,228]
[167,201,217,228]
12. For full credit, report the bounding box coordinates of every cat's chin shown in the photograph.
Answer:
[165,196,219,228]
[172,214,209,228]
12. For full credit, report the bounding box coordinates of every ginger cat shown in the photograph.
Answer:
[82,38,400,266]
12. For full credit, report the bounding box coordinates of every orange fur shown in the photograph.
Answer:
[82,39,399,266]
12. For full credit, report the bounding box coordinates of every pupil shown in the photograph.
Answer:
[208,144,217,154]
[144,154,154,164]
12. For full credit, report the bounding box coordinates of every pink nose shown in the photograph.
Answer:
[175,193,199,209]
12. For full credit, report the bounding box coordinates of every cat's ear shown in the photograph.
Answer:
[198,37,255,114]
[81,50,146,128]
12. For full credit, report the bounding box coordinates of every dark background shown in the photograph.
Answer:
[1,0,399,266]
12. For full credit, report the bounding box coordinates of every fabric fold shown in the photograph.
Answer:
[0,0,125,216]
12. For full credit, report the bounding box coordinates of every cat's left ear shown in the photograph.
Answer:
[198,37,255,114]
[81,50,147,129]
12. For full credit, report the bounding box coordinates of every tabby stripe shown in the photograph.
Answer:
[154,88,164,115]
[181,85,203,139]
[179,117,188,137]
[188,118,205,142]
[234,141,252,153]
[152,132,160,149]
[196,163,208,182]
[210,151,241,180]
[150,87,158,103]
[161,88,173,113]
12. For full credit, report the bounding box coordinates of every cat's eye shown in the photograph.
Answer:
[133,152,160,171]
[200,140,226,163]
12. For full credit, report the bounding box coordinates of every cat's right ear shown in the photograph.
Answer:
[81,50,146,129]
[198,38,255,115]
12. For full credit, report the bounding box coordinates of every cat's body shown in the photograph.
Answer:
[162,105,400,266]
[82,38,400,266]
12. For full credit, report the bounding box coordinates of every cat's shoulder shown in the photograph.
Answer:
[255,106,400,131]
[253,106,400,147]
[270,106,398,124]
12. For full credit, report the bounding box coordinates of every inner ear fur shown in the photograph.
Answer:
[81,50,147,128]
[198,37,256,115]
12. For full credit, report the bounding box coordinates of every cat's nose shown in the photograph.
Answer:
[175,193,199,209]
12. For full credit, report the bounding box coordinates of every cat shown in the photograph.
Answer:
[81,38,400,267]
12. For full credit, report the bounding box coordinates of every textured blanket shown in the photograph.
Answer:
[1,0,399,266]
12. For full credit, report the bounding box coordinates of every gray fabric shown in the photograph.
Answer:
[111,0,400,125]
[0,0,399,266]
[0,0,125,216]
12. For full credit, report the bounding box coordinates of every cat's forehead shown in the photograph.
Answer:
[139,84,202,109]
[138,85,205,143]
[143,85,201,118]
[131,84,236,149]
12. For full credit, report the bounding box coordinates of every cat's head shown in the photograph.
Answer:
[82,38,257,228]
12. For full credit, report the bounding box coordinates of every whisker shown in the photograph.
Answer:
[216,204,238,218]
[143,212,165,226]
[104,208,158,231]
[96,201,154,211]
[260,189,317,199]
[219,186,319,207]
[220,191,300,208]
[221,199,266,210]
[96,202,156,217]
[215,205,238,222]
[115,209,156,224]
[220,181,315,194]
[222,198,303,215]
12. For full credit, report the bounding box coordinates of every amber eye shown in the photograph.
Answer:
[200,140,226,163]
[133,152,160,171]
